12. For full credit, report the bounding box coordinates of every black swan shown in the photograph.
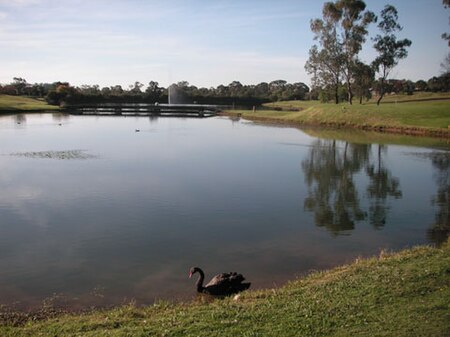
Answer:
[189,267,251,296]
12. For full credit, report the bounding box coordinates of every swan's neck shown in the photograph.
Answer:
[195,269,205,293]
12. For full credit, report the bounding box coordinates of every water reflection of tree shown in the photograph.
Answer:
[302,140,402,235]
[427,152,450,245]
[302,140,369,235]
[366,145,402,229]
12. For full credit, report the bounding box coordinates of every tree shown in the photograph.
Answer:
[254,82,269,98]
[427,73,450,92]
[228,81,244,97]
[352,60,374,103]
[442,53,450,74]
[306,0,374,104]
[176,81,189,88]
[372,5,411,105]
[110,85,124,96]
[45,82,77,105]
[145,81,162,101]
[268,80,287,101]
[290,82,310,100]
[100,87,112,97]
[29,83,48,97]
[128,81,144,95]
[401,79,414,95]
[306,6,345,104]
[442,0,450,46]
[415,80,428,91]
[214,84,229,97]
[79,84,100,95]
[322,0,375,104]
[12,77,28,95]
[305,42,343,104]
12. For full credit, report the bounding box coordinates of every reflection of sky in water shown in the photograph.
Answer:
[0,113,448,310]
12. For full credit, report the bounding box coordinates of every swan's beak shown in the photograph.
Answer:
[189,271,192,278]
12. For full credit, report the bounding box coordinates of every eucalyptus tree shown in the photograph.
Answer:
[306,0,375,105]
[372,5,411,105]
[254,82,270,98]
[12,77,28,95]
[306,6,344,104]
[327,0,375,104]
[269,80,287,100]
[145,81,163,101]
[415,80,428,91]
[305,38,343,104]
[110,85,124,96]
[228,81,244,97]
[128,81,144,95]
[443,0,449,46]
[352,60,375,104]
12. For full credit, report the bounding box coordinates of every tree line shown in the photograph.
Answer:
[1,73,448,107]
[308,74,450,103]
[0,78,310,106]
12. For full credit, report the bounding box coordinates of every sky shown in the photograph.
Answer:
[0,0,448,89]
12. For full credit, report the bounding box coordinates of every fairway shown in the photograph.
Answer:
[0,94,60,111]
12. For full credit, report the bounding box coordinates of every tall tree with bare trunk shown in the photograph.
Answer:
[372,5,411,106]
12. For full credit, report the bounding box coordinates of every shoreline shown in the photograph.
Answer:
[1,94,449,139]
[1,242,448,336]
[2,108,448,139]
[222,110,450,139]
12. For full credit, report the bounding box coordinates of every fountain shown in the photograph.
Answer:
[168,84,190,105]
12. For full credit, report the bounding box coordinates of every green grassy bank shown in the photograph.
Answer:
[2,241,449,337]
[0,94,59,112]
[226,94,450,138]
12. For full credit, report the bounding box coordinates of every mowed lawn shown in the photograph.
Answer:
[264,100,449,129]
[255,93,450,131]
[0,94,59,111]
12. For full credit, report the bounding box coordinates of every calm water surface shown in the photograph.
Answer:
[0,113,448,310]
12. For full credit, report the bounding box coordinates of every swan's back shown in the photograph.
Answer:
[204,272,250,296]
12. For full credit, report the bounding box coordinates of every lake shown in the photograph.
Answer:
[0,112,448,311]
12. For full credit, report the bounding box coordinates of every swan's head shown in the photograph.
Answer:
[189,267,200,278]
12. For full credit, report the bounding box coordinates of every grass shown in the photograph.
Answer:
[0,94,59,112]
[1,241,449,336]
[226,93,450,138]
[370,91,450,103]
